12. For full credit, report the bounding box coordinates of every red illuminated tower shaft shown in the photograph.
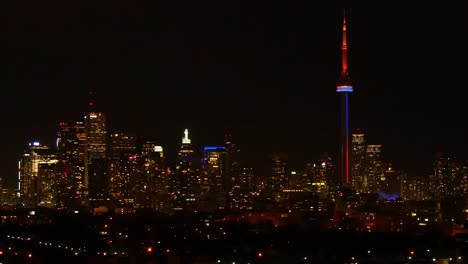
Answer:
[336,15,353,186]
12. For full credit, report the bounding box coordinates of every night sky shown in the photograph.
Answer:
[3,1,466,188]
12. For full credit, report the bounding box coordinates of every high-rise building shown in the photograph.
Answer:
[18,142,58,206]
[224,134,241,190]
[269,153,287,202]
[351,132,366,192]
[108,133,137,204]
[56,121,86,207]
[84,88,107,200]
[336,13,354,187]
[203,146,228,209]
[172,129,199,210]
[433,152,449,200]
[365,145,383,192]
[109,133,137,159]
[57,121,86,162]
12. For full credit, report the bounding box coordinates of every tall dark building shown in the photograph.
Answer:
[56,121,86,207]
[336,13,354,187]
[351,132,366,192]
[224,134,241,200]
[269,153,287,202]
[108,133,137,204]
[203,146,228,209]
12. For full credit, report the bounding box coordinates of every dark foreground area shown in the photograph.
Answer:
[0,211,467,263]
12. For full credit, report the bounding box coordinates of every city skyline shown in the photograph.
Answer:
[4,1,465,188]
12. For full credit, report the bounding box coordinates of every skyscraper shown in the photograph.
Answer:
[336,13,354,187]
[365,145,383,192]
[173,129,198,209]
[56,121,86,207]
[269,153,287,202]
[351,132,366,192]
[84,88,107,199]
[203,146,228,210]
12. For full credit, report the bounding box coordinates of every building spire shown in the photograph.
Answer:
[182,129,191,144]
[88,85,96,112]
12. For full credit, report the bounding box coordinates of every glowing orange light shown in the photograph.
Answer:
[410,251,414,255]
[0,251,3,255]
[257,252,263,257]
[28,253,32,258]
[146,247,153,253]
[166,249,170,253]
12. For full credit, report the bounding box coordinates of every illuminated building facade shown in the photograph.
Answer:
[84,112,107,193]
[351,132,366,192]
[19,142,58,206]
[336,14,353,187]
[365,145,383,192]
[402,175,430,201]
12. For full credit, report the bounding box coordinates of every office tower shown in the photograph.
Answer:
[365,145,383,192]
[173,129,199,210]
[313,153,333,195]
[108,133,137,203]
[57,121,86,162]
[383,163,402,198]
[88,158,110,205]
[269,153,287,202]
[203,146,228,209]
[18,142,58,206]
[56,121,86,207]
[109,133,137,159]
[141,137,159,156]
[336,13,354,187]
[143,145,169,211]
[224,134,241,191]
[231,167,255,211]
[84,88,107,202]
[433,152,449,199]
[351,132,366,192]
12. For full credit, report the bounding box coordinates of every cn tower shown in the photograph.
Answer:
[336,13,353,187]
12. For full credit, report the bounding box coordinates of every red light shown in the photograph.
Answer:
[410,251,414,255]
[257,252,263,257]
[146,247,153,253]
[28,253,32,258]
[0,251,3,255]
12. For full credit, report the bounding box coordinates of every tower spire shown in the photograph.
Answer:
[336,10,353,92]
[341,12,348,74]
